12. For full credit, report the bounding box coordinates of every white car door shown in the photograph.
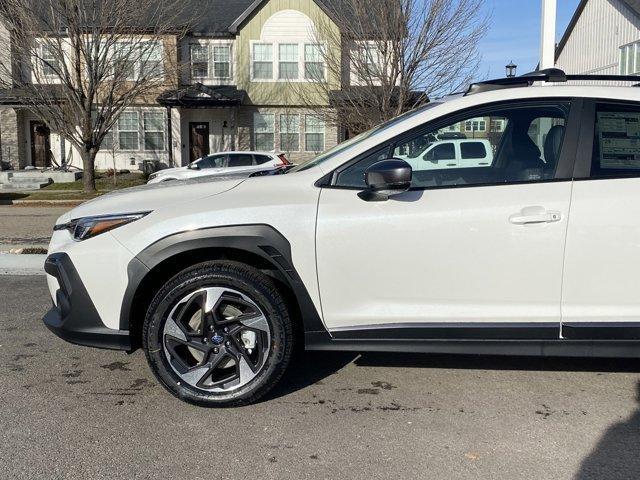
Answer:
[562,100,640,339]
[316,100,578,340]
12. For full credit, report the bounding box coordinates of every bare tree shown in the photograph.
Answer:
[0,0,193,192]
[296,0,489,136]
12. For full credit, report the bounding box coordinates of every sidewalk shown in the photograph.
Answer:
[0,254,46,275]
[0,205,70,253]
[0,205,69,275]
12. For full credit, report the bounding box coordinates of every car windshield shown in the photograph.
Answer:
[287,101,444,173]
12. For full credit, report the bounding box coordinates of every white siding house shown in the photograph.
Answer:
[556,0,640,76]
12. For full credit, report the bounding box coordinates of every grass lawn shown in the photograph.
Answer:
[0,172,147,203]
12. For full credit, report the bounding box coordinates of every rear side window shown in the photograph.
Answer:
[591,104,640,177]
[227,154,255,167]
[460,142,486,159]
[254,155,273,164]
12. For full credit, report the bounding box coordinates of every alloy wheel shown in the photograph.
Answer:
[162,287,271,392]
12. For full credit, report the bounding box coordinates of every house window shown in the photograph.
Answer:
[304,44,324,80]
[213,45,231,78]
[190,44,209,78]
[361,44,380,78]
[254,113,275,151]
[140,42,164,78]
[490,119,505,132]
[253,44,273,79]
[40,45,59,77]
[279,44,299,80]
[305,115,325,152]
[143,111,165,150]
[101,129,114,151]
[620,42,640,75]
[465,118,486,132]
[112,41,164,80]
[118,111,139,150]
[113,42,135,80]
[280,114,300,151]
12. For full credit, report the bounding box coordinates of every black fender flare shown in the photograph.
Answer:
[119,224,331,344]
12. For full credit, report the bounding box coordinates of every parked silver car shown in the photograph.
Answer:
[147,151,291,183]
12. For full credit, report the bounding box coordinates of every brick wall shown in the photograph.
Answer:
[0,107,20,169]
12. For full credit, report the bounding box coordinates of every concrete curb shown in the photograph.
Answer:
[0,254,47,275]
[10,200,85,206]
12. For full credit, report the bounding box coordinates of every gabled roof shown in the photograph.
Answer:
[178,0,254,36]
[2,0,353,36]
[228,0,351,33]
[556,0,640,60]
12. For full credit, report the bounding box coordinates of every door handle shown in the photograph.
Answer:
[509,207,561,225]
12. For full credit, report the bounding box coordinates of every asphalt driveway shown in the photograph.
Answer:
[1,275,640,479]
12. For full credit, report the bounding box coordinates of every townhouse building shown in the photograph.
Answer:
[0,0,362,171]
[555,0,640,77]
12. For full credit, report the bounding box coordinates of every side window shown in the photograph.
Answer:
[424,143,455,162]
[197,154,226,169]
[227,154,255,167]
[335,147,390,187]
[460,142,487,160]
[590,104,640,177]
[254,154,273,165]
[334,102,569,189]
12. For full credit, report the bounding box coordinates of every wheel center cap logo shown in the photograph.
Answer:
[211,333,225,345]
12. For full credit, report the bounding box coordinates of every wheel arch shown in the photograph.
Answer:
[121,224,329,351]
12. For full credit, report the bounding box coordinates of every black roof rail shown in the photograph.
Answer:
[465,68,640,96]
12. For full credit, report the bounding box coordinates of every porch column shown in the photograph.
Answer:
[166,106,174,167]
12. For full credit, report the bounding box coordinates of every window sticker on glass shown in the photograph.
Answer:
[598,112,640,169]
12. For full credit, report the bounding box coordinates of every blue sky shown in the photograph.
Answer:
[478,0,582,79]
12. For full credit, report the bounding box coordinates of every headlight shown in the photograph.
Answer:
[54,212,151,241]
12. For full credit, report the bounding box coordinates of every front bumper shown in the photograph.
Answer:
[43,253,131,351]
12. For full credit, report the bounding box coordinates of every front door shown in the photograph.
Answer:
[189,122,210,162]
[30,121,51,168]
[316,100,579,339]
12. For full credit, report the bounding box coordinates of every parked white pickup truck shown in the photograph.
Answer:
[397,138,494,171]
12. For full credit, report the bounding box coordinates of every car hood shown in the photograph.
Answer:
[56,174,248,223]
[154,166,188,176]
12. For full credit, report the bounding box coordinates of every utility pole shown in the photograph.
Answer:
[540,0,557,69]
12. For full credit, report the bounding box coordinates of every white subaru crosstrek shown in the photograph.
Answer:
[44,69,640,406]
[146,151,290,184]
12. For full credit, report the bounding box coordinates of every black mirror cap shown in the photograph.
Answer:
[364,158,412,194]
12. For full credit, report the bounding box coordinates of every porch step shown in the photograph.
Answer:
[6,176,52,184]
[0,169,79,191]
[0,181,51,191]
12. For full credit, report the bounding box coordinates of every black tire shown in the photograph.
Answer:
[142,260,294,407]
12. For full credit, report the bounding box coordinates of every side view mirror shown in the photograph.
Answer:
[188,162,200,170]
[359,158,412,201]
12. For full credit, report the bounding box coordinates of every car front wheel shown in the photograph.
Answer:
[143,261,293,407]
